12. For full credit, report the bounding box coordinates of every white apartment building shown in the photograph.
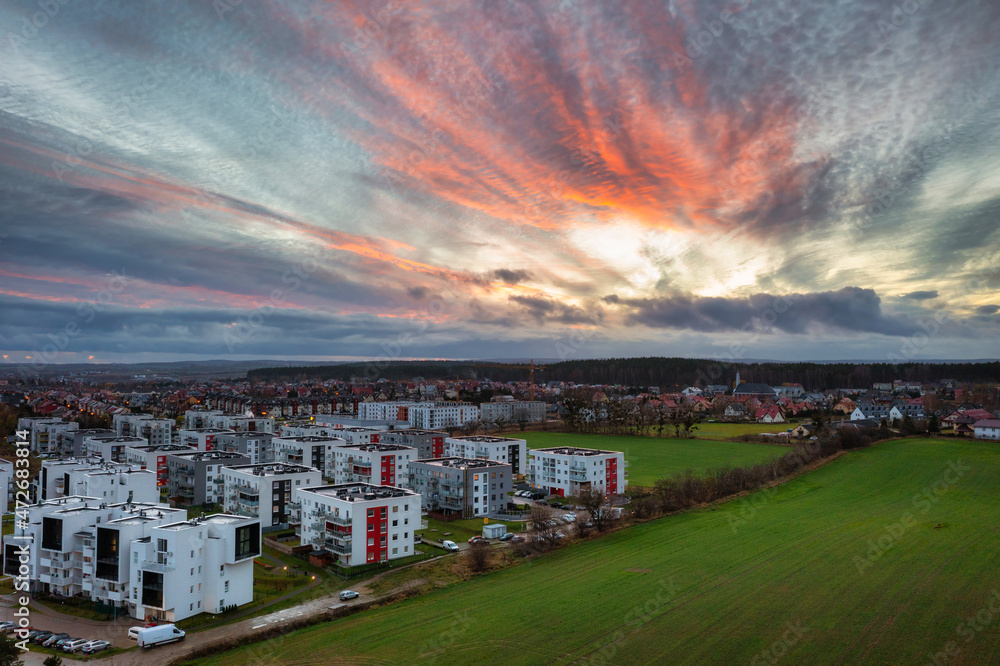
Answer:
[176,428,237,452]
[184,410,274,433]
[64,465,159,504]
[295,484,420,567]
[408,403,480,430]
[38,458,138,501]
[221,463,321,530]
[314,414,411,431]
[166,451,251,507]
[528,447,628,497]
[129,514,260,622]
[333,444,416,489]
[278,422,335,438]
[214,432,274,465]
[123,444,193,487]
[1,497,184,605]
[479,400,546,425]
[355,401,415,422]
[113,414,173,446]
[0,459,12,515]
[18,418,79,455]
[82,435,147,463]
[271,435,347,478]
[333,427,384,446]
[444,435,528,475]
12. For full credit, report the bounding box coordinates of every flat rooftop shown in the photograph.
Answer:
[179,428,236,433]
[300,483,416,502]
[126,444,191,452]
[448,436,523,443]
[158,514,253,530]
[341,443,414,452]
[225,463,318,476]
[85,436,146,443]
[413,457,510,469]
[167,451,248,461]
[392,429,446,436]
[274,435,345,443]
[534,446,618,456]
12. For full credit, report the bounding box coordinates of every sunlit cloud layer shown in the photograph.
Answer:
[1,0,999,364]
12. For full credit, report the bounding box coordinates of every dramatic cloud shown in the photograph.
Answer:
[1,0,998,363]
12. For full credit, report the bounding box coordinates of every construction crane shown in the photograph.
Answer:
[527,359,545,401]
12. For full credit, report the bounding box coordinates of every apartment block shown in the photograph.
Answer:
[113,414,173,446]
[444,435,528,475]
[166,451,250,507]
[214,432,274,465]
[271,435,346,478]
[123,444,193,487]
[0,459,11,514]
[38,458,138,501]
[176,428,236,452]
[1,496,184,603]
[408,403,480,430]
[184,410,274,433]
[528,447,628,497]
[479,400,546,425]
[129,514,260,622]
[314,414,410,431]
[221,463,321,530]
[64,428,116,457]
[295,484,420,566]
[332,427,384,446]
[382,429,447,458]
[82,435,147,463]
[409,457,512,518]
[63,465,159,504]
[333,443,416,488]
[18,418,79,455]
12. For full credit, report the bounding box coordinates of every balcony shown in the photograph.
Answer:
[141,560,175,573]
[325,543,351,555]
[569,471,588,481]
[326,514,351,527]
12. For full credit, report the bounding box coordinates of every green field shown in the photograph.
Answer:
[418,517,523,544]
[521,431,788,486]
[192,438,1000,665]
[696,421,796,438]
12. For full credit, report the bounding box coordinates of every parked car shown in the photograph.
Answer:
[42,633,68,647]
[81,640,111,654]
[468,536,486,545]
[128,627,143,641]
[339,590,359,601]
[30,631,53,644]
[562,513,577,523]
[0,622,16,632]
[498,532,515,541]
[62,638,92,653]
[548,501,563,508]
[441,540,460,552]
[510,535,525,543]
[53,637,79,650]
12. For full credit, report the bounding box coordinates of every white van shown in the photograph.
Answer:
[136,624,186,649]
[441,540,459,552]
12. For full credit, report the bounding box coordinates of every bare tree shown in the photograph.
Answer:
[466,540,490,572]
[513,408,530,431]
[578,488,614,532]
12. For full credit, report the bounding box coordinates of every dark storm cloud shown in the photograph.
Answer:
[620,287,914,336]
[903,291,939,301]
[491,269,533,285]
[975,305,999,315]
[508,295,603,325]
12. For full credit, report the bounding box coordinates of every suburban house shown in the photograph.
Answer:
[973,419,1000,441]
[754,406,785,423]
[724,403,746,420]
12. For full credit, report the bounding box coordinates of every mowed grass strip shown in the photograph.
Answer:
[521,431,788,486]
[191,438,1000,666]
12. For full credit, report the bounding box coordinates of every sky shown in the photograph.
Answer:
[1,0,999,368]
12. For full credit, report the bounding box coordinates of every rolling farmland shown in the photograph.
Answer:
[192,437,1000,665]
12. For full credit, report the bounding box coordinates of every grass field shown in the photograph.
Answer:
[418,517,523,544]
[192,438,1000,665]
[520,431,788,486]
[696,421,797,438]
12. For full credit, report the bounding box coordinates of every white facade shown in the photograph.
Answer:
[294,484,420,567]
[409,403,480,430]
[123,444,193,487]
[184,410,274,434]
[1,497,185,609]
[444,436,528,475]
[479,401,546,425]
[0,459,12,515]
[221,463,321,530]
[333,427,384,446]
[82,435,147,462]
[974,419,1000,441]
[333,444,416,488]
[528,446,628,497]
[271,436,347,478]
[113,414,173,446]
[38,458,137,501]
[18,418,78,455]
[64,466,159,504]
[129,514,260,622]
[177,428,236,452]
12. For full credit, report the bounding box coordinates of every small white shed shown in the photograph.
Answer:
[482,523,506,539]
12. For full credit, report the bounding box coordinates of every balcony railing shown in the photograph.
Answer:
[141,560,175,573]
